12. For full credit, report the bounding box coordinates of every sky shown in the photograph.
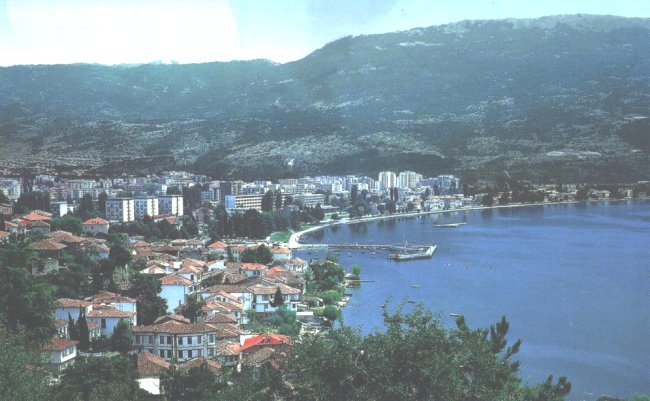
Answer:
[0,0,648,66]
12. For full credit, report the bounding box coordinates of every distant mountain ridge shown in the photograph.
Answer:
[0,14,649,182]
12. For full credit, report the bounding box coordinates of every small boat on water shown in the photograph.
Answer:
[411,284,422,288]
[388,244,437,261]
[433,222,467,228]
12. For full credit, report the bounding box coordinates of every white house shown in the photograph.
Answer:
[82,217,110,235]
[87,305,136,337]
[42,337,77,377]
[239,263,268,277]
[160,274,194,313]
[92,291,137,320]
[55,298,93,321]
[248,283,301,317]
[270,246,292,261]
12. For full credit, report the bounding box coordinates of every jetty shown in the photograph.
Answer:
[298,243,431,253]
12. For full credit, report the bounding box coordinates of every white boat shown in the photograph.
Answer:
[433,222,467,227]
[388,244,437,261]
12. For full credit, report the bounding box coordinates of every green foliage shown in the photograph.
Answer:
[0,326,52,401]
[77,309,90,351]
[321,305,340,323]
[0,263,56,344]
[161,364,227,401]
[269,287,285,308]
[68,313,78,341]
[108,243,131,268]
[180,295,206,323]
[0,189,10,204]
[75,194,95,220]
[47,248,95,298]
[350,263,361,279]
[261,190,274,212]
[269,305,301,336]
[126,273,167,325]
[14,191,50,214]
[309,259,345,292]
[110,319,133,355]
[54,355,144,401]
[318,290,342,306]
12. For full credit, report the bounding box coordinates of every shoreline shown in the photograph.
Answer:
[287,199,634,248]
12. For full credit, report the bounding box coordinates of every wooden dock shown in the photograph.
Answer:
[301,243,431,253]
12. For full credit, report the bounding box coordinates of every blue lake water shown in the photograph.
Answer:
[297,200,650,401]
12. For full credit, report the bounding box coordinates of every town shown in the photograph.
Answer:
[0,170,646,400]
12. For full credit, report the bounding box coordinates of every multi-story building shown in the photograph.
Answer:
[106,198,135,222]
[132,319,226,362]
[134,196,159,219]
[158,195,183,216]
[398,171,422,189]
[224,193,289,212]
[293,193,326,207]
[378,171,397,190]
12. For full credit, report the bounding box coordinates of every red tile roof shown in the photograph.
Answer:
[216,341,241,356]
[42,337,77,351]
[160,274,193,286]
[30,239,67,251]
[57,298,91,308]
[83,217,109,225]
[180,357,222,374]
[22,212,51,222]
[132,321,218,335]
[137,352,170,377]
[208,241,227,249]
[247,283,301,296]
[241,333,292,351]
[93,291,136,304]
[87,305,136,319]
[240,263,267,271]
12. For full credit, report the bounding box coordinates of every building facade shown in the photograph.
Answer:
[106,198,135,222]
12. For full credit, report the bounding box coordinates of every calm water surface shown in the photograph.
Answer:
[297,200,650,401]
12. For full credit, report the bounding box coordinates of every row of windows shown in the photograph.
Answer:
[140,348,215,360]
[134,334,216,345]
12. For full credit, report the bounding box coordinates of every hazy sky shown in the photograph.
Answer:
[0,0,648,66]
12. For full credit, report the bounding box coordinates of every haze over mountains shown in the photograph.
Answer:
[0,14,649,182]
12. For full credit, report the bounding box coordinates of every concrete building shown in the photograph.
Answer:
[106,198,135,222]
[134,196,159,219]
[158,195,183,216]
[293,193,325,208]
[378,171,397,190]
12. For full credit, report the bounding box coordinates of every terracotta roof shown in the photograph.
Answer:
[266,267,288,275]
[160,274,193,286]
[42,337,77,351]
[132,321,218,335]
[33,210,53,218]
[247,283,301,296]
[217,291,240,303]
[271,247,291,254]
[30,239,66,251]
[87,305,136,319]
[240,263,267,271]
[22,212,51,222]
[93,291,136,304]
[177,265,203,274]
[83,217,109,225]
[208,241,227,249]
[181,258,206,268]
[142,266,167,275]
[204,313,238,324]
[202,284,251,294]
[48,231,84,244]
[137,352,170,377]
[216,341,241,356]
[154,315,190,324]
[242,347,279,366]
[180,357,222,374]
[202,299,243,313]
[57,298,91,308]
[213,323,243,338]
[241,333,292,352]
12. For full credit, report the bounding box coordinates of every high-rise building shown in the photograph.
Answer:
[158,195,184,216]
[106,198,135,222]
[134,196,159,219]
[378,171,397,190]
[398,171,422,189]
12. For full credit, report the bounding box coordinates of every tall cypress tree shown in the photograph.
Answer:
[77,308,90,351]
[68,312,78,341]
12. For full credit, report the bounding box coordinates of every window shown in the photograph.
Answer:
[167,336,172,345]
[178,350,183,360]
[178,337,183,345]
[159,350,165,358]
[167,350,172,359]
[135,335,141,344]
[197,335,202,344]
[208,348,214,357]
[101,319,106,329]
[188,350,193,359]
[148,335,154,344]
[209,334,215,343]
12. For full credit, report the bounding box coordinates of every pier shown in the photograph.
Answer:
[299,243,433,253]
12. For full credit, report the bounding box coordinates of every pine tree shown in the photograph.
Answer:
[269,287,285,308]
[77,308,90,351]
[68,312,78,341]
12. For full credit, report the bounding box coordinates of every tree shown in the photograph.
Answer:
[97,192,108,214]
[126,273,167,325]
[499,191,510,205]
[180,295,206,323]
[270,287,285,308]
[76,193,95,220]
[275,191,283,211]
[108,243,131,268]
[321,305,340,323]
[0,264,56,344]
[54,355,144,401]
[0,326,52,401]
[77,308,90,351]
[0,189,9,204]
[481,193,494,207]
[254,243,273,265]
[351,185,358,203]
[261,190,274,212]
[240,247,257,263]
[50,215,83,235]
[161,364,225,401]
[110,319,133,355]
[350,264,361,279]
[270,305,300,336]
[68,312,78,341]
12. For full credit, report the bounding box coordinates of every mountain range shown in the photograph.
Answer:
[0,14,649,182]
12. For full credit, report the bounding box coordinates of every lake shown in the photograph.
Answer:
[297,200,650,401]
